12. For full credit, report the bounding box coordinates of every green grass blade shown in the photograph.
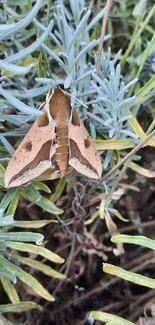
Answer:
[136,32,155,79]
[134,75,155,106]
[121,4,155,68]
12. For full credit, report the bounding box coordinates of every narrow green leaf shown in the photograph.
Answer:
[23,184,41,202]
[0,256,55,301]
[0,270,17,285]
[129,161,155,178]
[1,277,20,303]
[0,190,15,215]
[91,311,136,325]
[38,52,46,77]
[99,200,105,219]
[51,178,66,202]
[0,301,42,313]
[103,263,155,289]
[4,242,64,264]
[13,220,57,229]
[32,181,51,193]
[135,74,155,105]
[6,189,20,216]
[109,209,129,222]
[112,234,155,250]
[0,314,12,325]
[121,4,155,68]
[128,113,155,147]
[105,212,118,236]
[136,31,155,79]
[0,163,5,185]
[14,255,65,279]
[0,215,14,227]
[128,112,146,139]
[1,232,44,245]
[22,189,63,215]
[84,210,99,225]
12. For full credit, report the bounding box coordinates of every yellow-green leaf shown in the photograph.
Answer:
[84,210,99,225]
[13,220,58,229]
[51,178,66,202]
[1,277,20,303]
[0,256,54,301]
[94,139,134,150]
[135,74,155,106]
[22,189,63,215]
[110,210,129,222]
[14,255,65,279]
[112,234,155,250]
[99,200,105,219]
[105,212,118,236]
[128,112,146,139]
[103,263,155,289]
[129,161,155,178]
[0,232,44,245]
[0,301,42,313]
[6,189,20,216]
[91,311,136,325]
[0,314,12,325]
[0,164,5,186]
[126,115,155,146]
[32,181,51,193]
[4,242,64,264]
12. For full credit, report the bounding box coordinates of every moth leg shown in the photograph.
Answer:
[69,108,73,122]
[50,141,58,157]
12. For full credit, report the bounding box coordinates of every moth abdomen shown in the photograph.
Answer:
[55,126,69,177]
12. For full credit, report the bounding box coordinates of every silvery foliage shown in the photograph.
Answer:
[0,0,138,165]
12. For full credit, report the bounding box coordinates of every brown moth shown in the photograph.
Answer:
[4,88,102,188]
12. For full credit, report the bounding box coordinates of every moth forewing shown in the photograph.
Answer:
[68,110,102,179]
[4,112,56,188]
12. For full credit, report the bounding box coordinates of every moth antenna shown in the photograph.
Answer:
[61,89,88,109]
[18,114,34,126]
[45,85,53,102]
[44,88,55,125]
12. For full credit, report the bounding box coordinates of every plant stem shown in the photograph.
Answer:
[96,0,112,75]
